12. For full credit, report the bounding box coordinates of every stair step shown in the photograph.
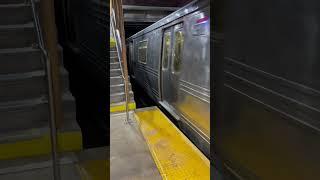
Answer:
[60,93,77,129]
[110,83,132,94]
[0,4,32,25]
[110,76,123,85]
[110,62,120,69]
[0,98,49,133]
[0,93,76,134]
[0,47,43,74]
[110,56,118,63]
[110,91,134,104]
[110,50,117,58]
[110,46,116,51]
[110,76,131,85]
[110,69,121,77]
[0,70,71,102]
[0,127,49,144]
[0,71,47,102]
[0,23,36,49]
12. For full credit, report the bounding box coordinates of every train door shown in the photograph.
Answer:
[160,23,184,117]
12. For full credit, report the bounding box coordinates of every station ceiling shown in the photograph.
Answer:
[122,0,192,38]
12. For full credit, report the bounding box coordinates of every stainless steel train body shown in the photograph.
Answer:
[127,0,210,156]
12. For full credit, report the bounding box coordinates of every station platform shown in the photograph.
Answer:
[110,106,210,179]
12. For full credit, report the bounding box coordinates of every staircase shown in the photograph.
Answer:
[0,0,80,159]
[109,38,135,112]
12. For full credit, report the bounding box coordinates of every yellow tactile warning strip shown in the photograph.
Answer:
[0,131,82,160]
[134,107,210,179]
[110,102,136,113]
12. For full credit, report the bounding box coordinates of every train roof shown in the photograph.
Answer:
[126,0,209,41]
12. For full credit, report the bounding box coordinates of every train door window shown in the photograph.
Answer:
[162,32,171,70]
[138,40,148,64]
[172,28,184,73]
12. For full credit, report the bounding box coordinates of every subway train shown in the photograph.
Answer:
[126,0,210,156]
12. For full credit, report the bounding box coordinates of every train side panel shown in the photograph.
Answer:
[176,6,211,156]
[133,30,161,101]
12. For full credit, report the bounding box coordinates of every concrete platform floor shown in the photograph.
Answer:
[110,111,161,180]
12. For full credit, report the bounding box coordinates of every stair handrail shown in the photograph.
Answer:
[111,10,124,79]
[29,0,60,179]
[110,5,130,123]
[30,0,46,56]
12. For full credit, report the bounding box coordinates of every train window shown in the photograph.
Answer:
[138,40,148,64]
[162,32,171,69]
[172,30,184,73]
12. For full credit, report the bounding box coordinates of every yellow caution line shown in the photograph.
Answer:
[134,107,210,180]
[110,102,136,113]
[0,131,82,160]
[110,37,116,48]
[57,131,83,152]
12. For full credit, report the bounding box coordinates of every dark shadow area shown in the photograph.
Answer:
[130,79,156,108]
[54,0,109,149]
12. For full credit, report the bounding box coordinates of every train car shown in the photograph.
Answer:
[126,0,210,156]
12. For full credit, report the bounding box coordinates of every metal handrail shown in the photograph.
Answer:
[110,8,130,123]
[115,30,125,79]
[30,0,60,179]
[110,11,123,77]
